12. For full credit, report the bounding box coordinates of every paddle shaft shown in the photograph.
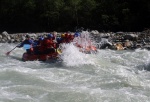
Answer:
[9,46,17,53]
[6,43,21,55]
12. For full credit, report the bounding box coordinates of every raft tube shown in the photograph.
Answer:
[22,52,58,61]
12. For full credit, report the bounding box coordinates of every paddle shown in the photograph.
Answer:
[6,44,21,56]
[56,48,62,54]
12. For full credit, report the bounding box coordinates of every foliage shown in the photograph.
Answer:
[0,0,149,33]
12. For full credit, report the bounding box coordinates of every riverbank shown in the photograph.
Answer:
[0,31,51,43]
[91,29,150,50]
[0,30,150,50]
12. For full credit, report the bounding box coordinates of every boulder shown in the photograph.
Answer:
[1,31,8,37]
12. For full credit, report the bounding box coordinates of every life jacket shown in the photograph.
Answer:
[19,39,34,54]
[65,33,72,43]
[38,39,46,52]
[52,34,55,40]
[19,39,33,47]
[39,38,56,52]
[61,38,66,43]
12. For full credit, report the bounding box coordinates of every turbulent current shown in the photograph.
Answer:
[0,43,150,102]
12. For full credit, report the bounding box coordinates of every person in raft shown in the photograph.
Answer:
[39,34,56,55]
[17,35,34,54]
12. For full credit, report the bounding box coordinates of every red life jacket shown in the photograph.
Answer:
[40,38,56,50]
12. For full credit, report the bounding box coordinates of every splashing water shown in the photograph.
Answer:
[59,31,97,66]
[73,31,97,51]
[60,43,96,67]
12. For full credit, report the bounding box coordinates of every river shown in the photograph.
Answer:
[0,43,150,102]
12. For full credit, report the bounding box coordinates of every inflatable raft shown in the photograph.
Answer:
[22,52,59,61]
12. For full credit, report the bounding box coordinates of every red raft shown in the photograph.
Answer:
[22,52,59,61]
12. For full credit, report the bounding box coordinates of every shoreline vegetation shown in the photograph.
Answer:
[0,0,150,33]
[0,29,150,50]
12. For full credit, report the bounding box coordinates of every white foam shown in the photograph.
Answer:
[60,43,95,67]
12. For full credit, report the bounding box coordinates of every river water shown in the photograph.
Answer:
[0,43,150,102]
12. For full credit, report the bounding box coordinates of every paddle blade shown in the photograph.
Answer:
[6,51,10,56]
[57,48,62,54]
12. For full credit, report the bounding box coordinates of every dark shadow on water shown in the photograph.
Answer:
[136,63,150,71]
[42,58,64,68]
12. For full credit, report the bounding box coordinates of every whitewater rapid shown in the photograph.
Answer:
[0,43,150,102]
